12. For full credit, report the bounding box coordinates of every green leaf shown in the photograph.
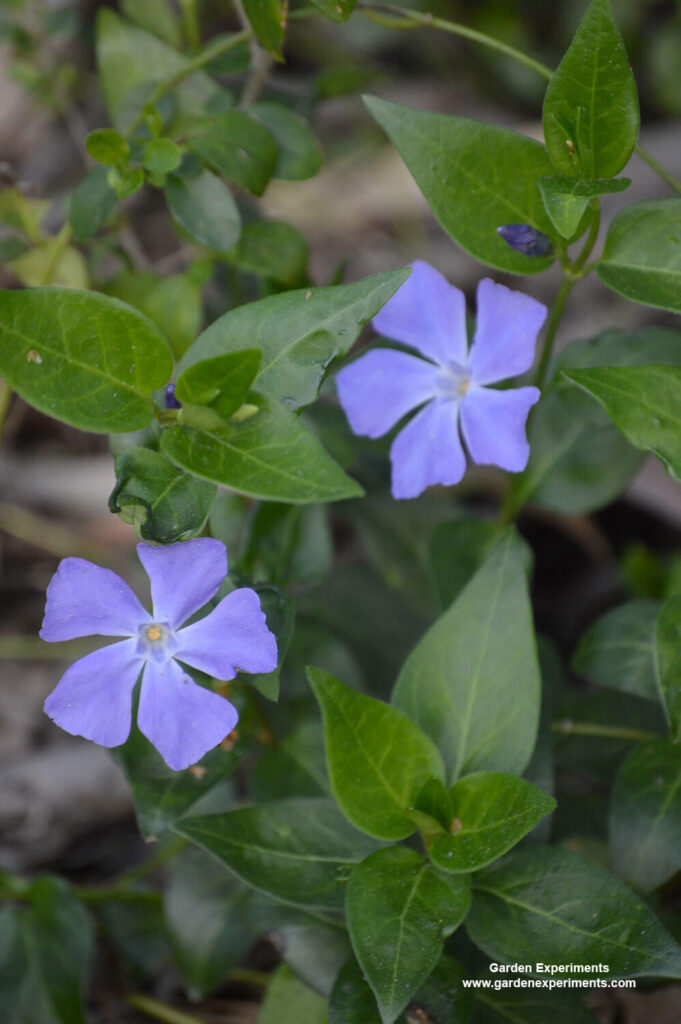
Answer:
[472,990,598,1024]
[610,740,681,893]
[241,502,332,587]
[109,446,216,543]
[250,101,322,180]
[542,0,639,178]
[107,164,145,199]
[537,174,630,238]
[245,581,294,701]
[241,0,287,57]
[68,167,117,242]
[467,846,681,977]
[102,269,203,360]
[0,287,172,432]
[85,127,130,166]
[117,725,241,839]
[565,365,681,481]
[393,529,540,781]
[98,899,169,981]
[278,921,351,996]
[176,797,379,909]
[346,847,470,1024]
[572,600,660,701]
[364,96,556,274]
[143,137,183,176]
[429,518,501,609]
[161,391,362,503]
[228,219,309,287]
[175,349,261,412]
[178,268,409,411]
[96,9,221,132]
[329,958,383,1024]
[258,965,327,1024]
[187,111,278,196]
[120,0,182,47]
[251,722,329,802]
[310,0,356,21]
[165,846,259,999]
[413,777,455,833]
[429,773,555,874]
[654,595,681,741]
[598,199,681,312]
[21,878,93,1024]
[309,667,445,840]
[165,169,241,253]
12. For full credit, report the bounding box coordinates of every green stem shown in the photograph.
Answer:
[571,198,601,274]
[179,0,201,53]
[125,994,207,1024]
[359,2,553,79]
[552,719,660,743]
[360,4,680,197]
[635,143,681,196]
[533,274,575,391]
[38,222,72,286]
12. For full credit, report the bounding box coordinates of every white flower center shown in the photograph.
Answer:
[137,622,177,663]
[435,361,471,401]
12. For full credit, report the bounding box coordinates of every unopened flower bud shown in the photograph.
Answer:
[497,223,552,257]
[164,383,181,409]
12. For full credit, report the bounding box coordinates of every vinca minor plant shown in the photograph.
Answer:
[1,0,681,1022]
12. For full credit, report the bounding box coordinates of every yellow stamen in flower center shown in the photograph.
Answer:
[146,625,163,642]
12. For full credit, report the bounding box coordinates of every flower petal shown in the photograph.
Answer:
[336,349,439,439]
[40,558,150,642]
[372,260,468,365]
[175,588,278,680]
[460,385,540,472]
[467,278,547,386]
[137,658,238,771]
[137,539,227,630]
[43,639,141,747]
[390,398,465,499]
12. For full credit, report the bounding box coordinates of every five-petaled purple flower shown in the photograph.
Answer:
[336,261,547,499]
[41,538,277,771]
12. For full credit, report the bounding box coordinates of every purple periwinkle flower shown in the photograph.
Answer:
[497,224,552,257]
[335,261,547,500]
[41,538,277,771]
[164,383,181,410]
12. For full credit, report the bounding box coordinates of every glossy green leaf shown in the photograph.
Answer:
[143,137,182,176]
[365,96,556,274]
[68,166,117,242]
[310,0,356,21]
[176,797,379,908]
[429,773,555,874]
[468,846,681,977]
[165,846,259,999]
[610,740,681,892]
[20,878,93,1024]
[179,269,408,410]
[572,600,660,701]
[250,101,322,180]
[117,725,241,839]
[429,518,501,609]
[598,199,681,312]
[0,287,172,432]
[175,349,261,412]
[258,965,327,1024]
[251,722,329,802]
[309,668,445,840]
[393,529,540,781]
[96,9,221,132]
[85,128,129,166]
[565,365,681,481]
[413,777,455,833]
[278,921,351,996]
[329,958,384,1024]
[161,391,362,503]
[165,169,241,253]
[109,447,216,543]
[102,269,202,360]
[346,847,470,1024]
[187,112,278,196]
[654,595,681,741]
[241,0,287,58]
[537,174,630,238]
[228,219,309,286]
[542,0,639,178]
[471,990,598,1024]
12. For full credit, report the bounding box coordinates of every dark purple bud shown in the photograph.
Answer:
[497,224,552,257]
[164,383,181,410]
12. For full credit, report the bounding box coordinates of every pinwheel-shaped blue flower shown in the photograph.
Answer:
[41,539,277,770]
[336,261,547,499]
